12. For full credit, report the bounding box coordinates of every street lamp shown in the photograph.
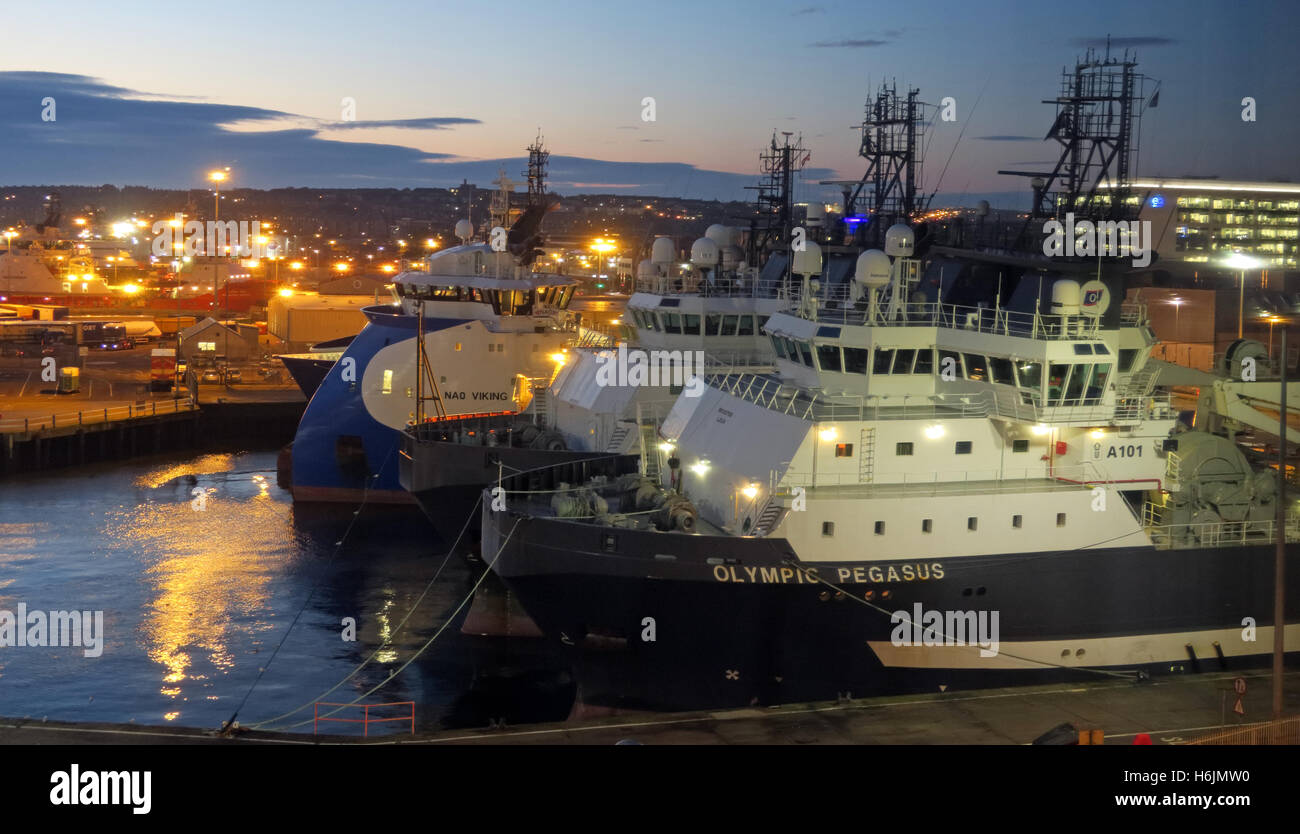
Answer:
[1168,296,1183,341]
[1222,251,1263,339]
[208,169,229,224]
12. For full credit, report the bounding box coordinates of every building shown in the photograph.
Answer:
[1131,178,1300,270]
[266,292,372,351]
[177,317,258,362]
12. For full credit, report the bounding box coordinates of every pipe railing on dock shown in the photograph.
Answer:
[313,701,415,737]
[0,396,198,434]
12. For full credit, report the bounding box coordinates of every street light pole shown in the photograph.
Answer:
[1275,323,1288,719]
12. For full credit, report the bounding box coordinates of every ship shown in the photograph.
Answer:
[399,132,833,541]
[470,50,1300,711]
[286,138,614,504]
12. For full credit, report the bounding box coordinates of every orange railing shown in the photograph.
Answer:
[313,701,415,738]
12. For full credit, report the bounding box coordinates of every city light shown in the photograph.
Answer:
[819,427,838,442]
[925,424,945,439]
[742,484,759,499]
[1222,252,1263,270]
[278,288,294,297]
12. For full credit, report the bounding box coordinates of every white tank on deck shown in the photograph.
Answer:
[1050,279,1081,316]
[650,236,676,265]
[720,244,745,271]
[792,241,823,276]
[884,223,914,257]
[690,237,720,268]
[854,249,892,289]
[705,224,731,248]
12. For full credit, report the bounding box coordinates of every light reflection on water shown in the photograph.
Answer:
[0,450,571,732]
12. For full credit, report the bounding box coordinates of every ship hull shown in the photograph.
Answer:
[400,428,624,549]
[485,513,1300,711]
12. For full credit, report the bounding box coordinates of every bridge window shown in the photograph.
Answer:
[798,342,815,368]
[963,353,988,381]
[683,314,701,335]
[1118,348,1138,372]
[989,356,1014,385]
[843,347,869,374]
[1063,364,1087,405]
[1048,363,1068,404]
[736,316,755,336]
[873,348,894,374]
[939,350,962,379]
[706,313,723,335]
[771,335,787,359]
[721,315,739,336]
[664,313,682,334]
[1016,361,1042,390]
[913,349,934,375]
[816,344,842,372]
[892,348,916,373]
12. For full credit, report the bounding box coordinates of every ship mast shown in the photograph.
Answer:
[822,82,930,248]
[999,44,1157,244]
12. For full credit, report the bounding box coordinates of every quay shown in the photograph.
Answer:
[3,669,1296,746]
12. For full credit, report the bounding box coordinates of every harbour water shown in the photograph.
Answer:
[0,449,573,733]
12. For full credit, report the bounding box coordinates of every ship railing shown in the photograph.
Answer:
[0,396,198,435]
[1145,516,1300,549]
[808,293,1102,341]
[1119,302,1147,326]
[778,463,1106,493]
[633,275,789,299]
[703,373,1169,427]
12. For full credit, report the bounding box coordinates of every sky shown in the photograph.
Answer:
[0,0,1296,206]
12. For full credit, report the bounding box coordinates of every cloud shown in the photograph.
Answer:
[0,72,781,200]
[975,135,1042,141]
[1067,36,1178,48]
[328,116,481,130]
[809,38,890,48]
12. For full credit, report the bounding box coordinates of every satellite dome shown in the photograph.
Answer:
[454,219,473,241]
[705,224,731,248]
[806,203,826,227]
[884,223,914,257]
[1050,279,1081,316]
[792,240,823,276]
[720,244,745,271]
[690,237,720,267]
[637,259,657,279]
[976,200,991,217]
[650,236,675,265]
[854,249,891,288]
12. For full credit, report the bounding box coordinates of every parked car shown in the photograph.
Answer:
[225,368,242,382]
[201,369,222,384]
